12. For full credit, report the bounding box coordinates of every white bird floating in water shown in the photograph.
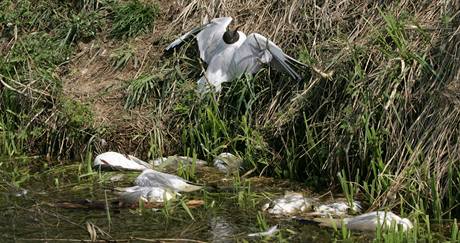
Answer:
[115,168,203,204]
[262,192,314,215]
[134,169,203,192]
[165,17,309,93]
[316,211,413,232]
[93,151,152,171]
[313,201,362,217]
[114,186,177,204]
[94,152,202,203]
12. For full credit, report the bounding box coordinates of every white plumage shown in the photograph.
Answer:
[314,211,414,232]
[114,186,177,204]
[135,169,203,192]
[343,211,413,232]
[262,192,313,215]
[166,17,307,93]
[93,151,152,171]
[94,152,202,203]
[314,201,362,217]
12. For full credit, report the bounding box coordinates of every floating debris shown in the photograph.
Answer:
[213,152,242,174]
[94,151,151,171]
[262,192,314,215]
[313,201,362,217]
[247,225,279,237]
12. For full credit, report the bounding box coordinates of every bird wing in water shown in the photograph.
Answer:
[94,151,149,171]
[231,33,306,81]
[165,17,233,64]
[134,169,203,192]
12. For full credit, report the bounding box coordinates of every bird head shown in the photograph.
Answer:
[223,23,243,44]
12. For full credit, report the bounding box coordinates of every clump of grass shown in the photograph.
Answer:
[110,44,138,70]
[124,74,161,109]
[109,0,159,39]
[59,98,93,129]
[62,10,104,44]
[8,32,72,71]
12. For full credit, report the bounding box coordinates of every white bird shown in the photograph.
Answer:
[315,211,413,232]
[344,211,413,232]
[313,201,362,217]
[93,151,152,171]
[94,152,202,203]
[134,169,203,192]
[165,17,308,93]
[112,167,201,204]
[262,192,314,215]
[114,186,177,204]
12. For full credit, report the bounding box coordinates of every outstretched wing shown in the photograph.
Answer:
[165,24,210,53]
[231,33,306,81]
[165,17,233,63]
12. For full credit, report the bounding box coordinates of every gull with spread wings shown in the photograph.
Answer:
[165,17,309,93]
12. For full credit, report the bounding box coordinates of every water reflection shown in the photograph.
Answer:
[210,216,236,243]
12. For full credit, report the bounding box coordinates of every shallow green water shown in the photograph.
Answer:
[0,162,341,242]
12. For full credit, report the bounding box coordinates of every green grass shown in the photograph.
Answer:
[124,74,160,109]
[110,44,138,70]
[109,0,159,39]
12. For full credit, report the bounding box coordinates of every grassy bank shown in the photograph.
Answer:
[1,0,459,235]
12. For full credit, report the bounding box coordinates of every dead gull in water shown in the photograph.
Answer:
[314,211,413,232]
[134,169,203,192]
[114,186,177,204]
[94,152,202,203]
[262,192,314,215]
[93,151,152,171]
